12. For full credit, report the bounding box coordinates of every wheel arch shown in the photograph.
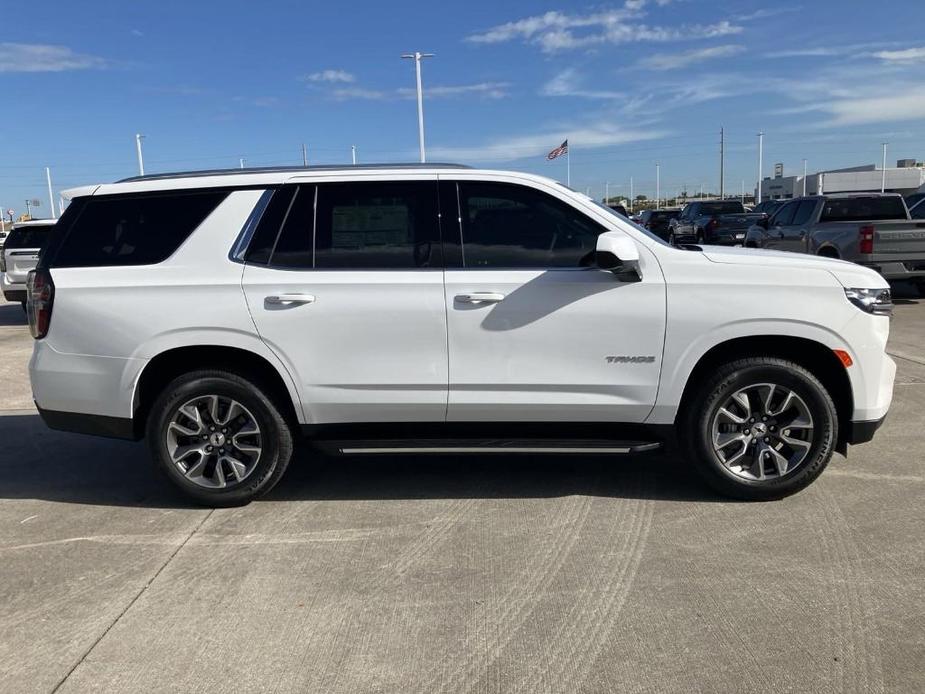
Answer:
[132,345,301,439]
[676,335,853,450]
[816,244,840,258]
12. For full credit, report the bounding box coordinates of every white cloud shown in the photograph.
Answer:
[331,86,386,100]
[396,82,509,99]
[428,122,669,163]
[541,68,623,99]
[465,3,741,53]
[304,69,355,83]
[637,44,744,70]
[871,47,925,64]
[0,42,107,72]
[817,86,925,126]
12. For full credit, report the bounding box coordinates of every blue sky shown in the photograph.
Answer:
[2,0,924,215]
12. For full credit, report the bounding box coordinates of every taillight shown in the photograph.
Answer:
[0,251,6,273]
[858,225,875,254]
[26,269,54,339]
[708,218,719,230]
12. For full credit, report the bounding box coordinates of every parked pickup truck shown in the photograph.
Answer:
[744,193,925,292]
[668,200,766,246]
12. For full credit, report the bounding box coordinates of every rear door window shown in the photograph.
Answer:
[50,190,228,268]
[791,200,816,226]
[772,201,799,226]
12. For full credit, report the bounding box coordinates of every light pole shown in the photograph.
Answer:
[401,52,434,163]
[756,131,764,204]
[352,145,357,165]
[135,134,146,176]
[881,142,888,193]
[802,158,807,196]
[239,158,246,169]
[719,126,725,199]
[46,167,57,218]
[629,176,634,212]
[656,162,660,210]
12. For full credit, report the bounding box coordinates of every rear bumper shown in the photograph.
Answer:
[857,259,925,281]
[36,405,136,440]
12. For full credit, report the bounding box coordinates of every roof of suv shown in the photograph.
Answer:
[61,163,565,200]
[12,219,56,229]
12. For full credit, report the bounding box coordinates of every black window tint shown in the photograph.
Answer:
[791,200,816,226]
[911,200,925,219]
[700,201,745,215]
[51,191,228,268]
[269,185,315,269]
[458,182,605,268]
[5,224,54,249]
[244,187,295,265]
[314,181,440,269]
[772,201,799,226]
[820,196,908,222]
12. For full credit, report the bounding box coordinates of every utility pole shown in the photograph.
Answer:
[135,133,145,176]
[656,162,661,210]
[719,126,725,200]
[881,142,888,193]
[700,183,704,200]
[301,143,308,167]
[741,180,745,205]
[351,145,357,165]
[605,181,609,204]
[45,167,57,218]
[629,176,634,212]
[802,158,807,196]
[756,131,764,204]
[401,51,434,163]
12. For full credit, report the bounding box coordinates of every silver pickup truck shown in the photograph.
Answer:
[744,193,925,292]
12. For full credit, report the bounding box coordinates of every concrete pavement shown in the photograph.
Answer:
[1,290,923,693]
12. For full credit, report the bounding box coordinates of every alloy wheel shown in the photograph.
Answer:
[710,383,814,481]
[165,395,263,488]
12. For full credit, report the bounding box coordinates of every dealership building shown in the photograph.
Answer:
[759,159,925,200]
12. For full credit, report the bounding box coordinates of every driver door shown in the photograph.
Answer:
[440,178,666,423]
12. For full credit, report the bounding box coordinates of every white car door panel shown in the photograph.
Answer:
[441,178,666,423]
[241,180,448,424]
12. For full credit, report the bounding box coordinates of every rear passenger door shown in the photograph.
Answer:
[241,179,449,424]
[441,178,666,423]
[763,201,799,250]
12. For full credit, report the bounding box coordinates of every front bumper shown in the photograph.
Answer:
[845,415,886,446]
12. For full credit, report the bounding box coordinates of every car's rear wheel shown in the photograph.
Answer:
[684,357,837,500]
[146,370,294,506]
[695,230,705,244]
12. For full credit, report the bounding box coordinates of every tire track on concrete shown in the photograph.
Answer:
[513,481,654,694]
[421,491,596,693]
[812,486,885,694]
[295,495,484,693]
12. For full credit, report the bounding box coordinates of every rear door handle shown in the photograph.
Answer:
[265,293,316,306]
[455,292,505,305]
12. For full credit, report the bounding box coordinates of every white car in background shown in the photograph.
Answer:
[26,164,895,506]
[2,219,55,309]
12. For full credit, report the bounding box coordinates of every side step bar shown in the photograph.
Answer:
[317,439,663,455]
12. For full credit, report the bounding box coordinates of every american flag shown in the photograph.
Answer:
[546,139,568,160]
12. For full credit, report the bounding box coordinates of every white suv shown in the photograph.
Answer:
[27,164,896,505]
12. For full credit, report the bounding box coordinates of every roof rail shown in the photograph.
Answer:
[116,162,471,183]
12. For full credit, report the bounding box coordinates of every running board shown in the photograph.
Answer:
[320,439,662,455]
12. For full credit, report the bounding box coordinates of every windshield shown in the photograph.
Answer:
[592,200,669,246]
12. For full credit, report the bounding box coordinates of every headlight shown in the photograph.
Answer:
[844,287,892,316]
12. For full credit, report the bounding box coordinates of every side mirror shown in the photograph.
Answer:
[596,232,640,276]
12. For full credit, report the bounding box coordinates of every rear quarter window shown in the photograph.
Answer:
[49,190,228,268]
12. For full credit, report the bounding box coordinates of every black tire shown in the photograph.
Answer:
[20,300,27,313]
[683,357,838,500]
[695,230,705,244]
[146,369,294,506]
[914,280,925,299]
[668,230,676,245]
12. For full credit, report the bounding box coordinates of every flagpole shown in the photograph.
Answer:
[566,144,571,187]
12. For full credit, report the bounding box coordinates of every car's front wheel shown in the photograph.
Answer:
[684,357,837,500]
[146,370,294,506]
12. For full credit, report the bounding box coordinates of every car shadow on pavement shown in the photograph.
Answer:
[0,413,727,508]
[0,303,27,327]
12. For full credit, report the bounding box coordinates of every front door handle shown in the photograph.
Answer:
[265,293,316,307]
[455,292,505,305]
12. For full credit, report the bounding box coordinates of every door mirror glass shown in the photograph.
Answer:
[595,232,640,274]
